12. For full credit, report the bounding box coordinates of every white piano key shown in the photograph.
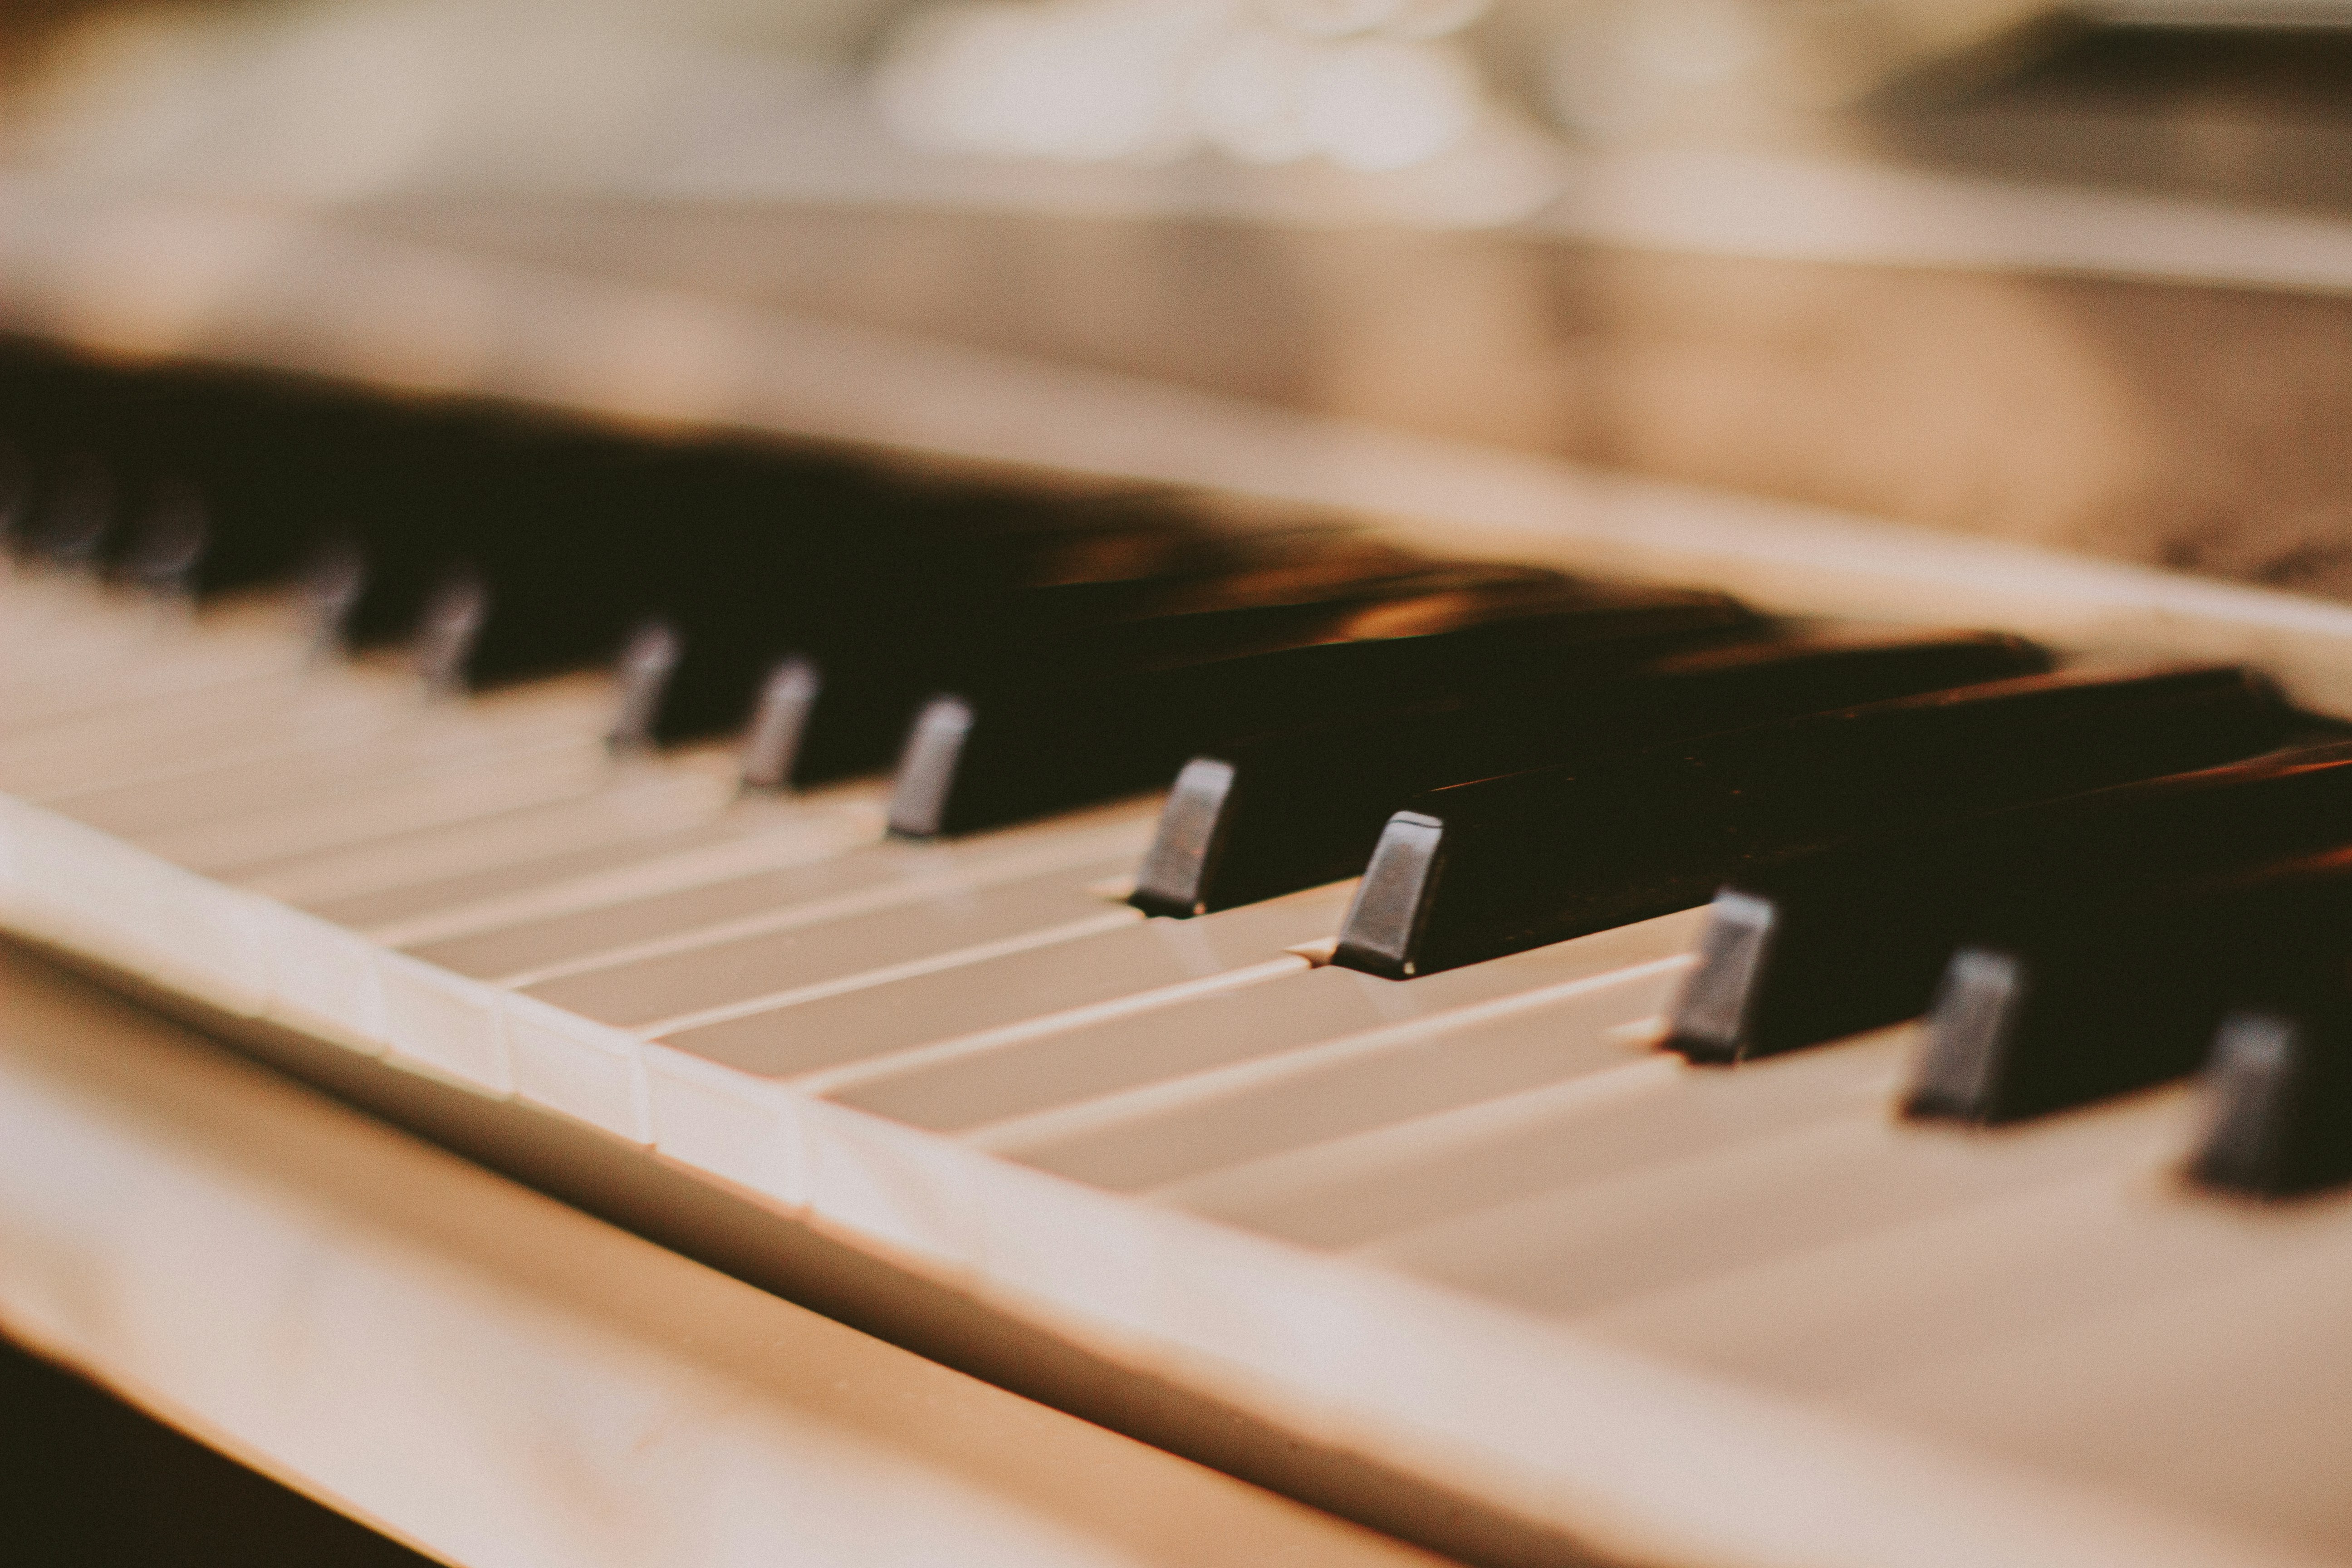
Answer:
[201,747,741,907]
[1568,1093,2313,1396]
[376,949,513,1095]
[501,989,650,1142]
[425,805,1156,985]
[130,737,619,874]
[0,793,275,1019]
[1354,1064,2190,1320]
[329,788,890,940]
[251,894,392,1058]
[1838,1196,2352,1559]
[44,667,616,823]
[0,614,310,730]
[640,1041,807,1204]
[838,909,1705,1138]
[968,911,1706,1191]
[666,881,1360,1084]
[1148,1027,1899,1254]
[524,854,1147,1031]
[2,675,411,802]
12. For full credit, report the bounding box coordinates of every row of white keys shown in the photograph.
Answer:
[928,911,1704,1185]
[2,597,319,730]
[404,802,1155,984]
[667,879,1364,1082]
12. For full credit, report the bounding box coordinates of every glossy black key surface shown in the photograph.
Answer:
[885,579,1759,837]
[1332,664,2294,979]
[1666,740,2352,1064]
[669,518,1385,779]
[2192,989,2352,1198]
[1906,848,2352,1125]
[1129,629,2049,917]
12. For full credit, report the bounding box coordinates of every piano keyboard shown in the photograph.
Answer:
[13,329,2352,1568]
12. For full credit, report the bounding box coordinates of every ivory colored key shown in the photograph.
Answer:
[412,804,1157,982]
[971,910,1707,1191]
[1356,1047,2193,1320]
[309,785,888,934]
[0,671,410,800]
[1569,1086,2308,1396]
[665,879,1363,1082]
[1835,1198,2352,1560]
[268,764,843,920]
[130,735,621,875]
[522,851,1146,1032]
[52,692,617,837]
[830,909,1703,1135]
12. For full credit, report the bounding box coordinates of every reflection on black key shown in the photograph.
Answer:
[694,526,1402,784]
[1332,665,2293,979]
[1130,629,2048,917]
[887,580,1757,837]
[1667,741,2352,1064]
[1906,848,2352,1125]
[2192,995,2352,1198]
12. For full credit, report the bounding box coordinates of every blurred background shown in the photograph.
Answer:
[5,1,2352,590]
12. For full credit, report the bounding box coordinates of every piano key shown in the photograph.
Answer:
[661,880,1362,1081]
[2190,999,2352,1198]
[890,578,1758,837]
[1348,1045,2196,1322]
[821,907,1708,1137]
[1834,1196,2352,1558]
[0,606,317,732]
[216,749,745,907]
[411,802,1156,983]
[0,668,410,801]
[290,781,887,929]
[967,909,1705,1191]
[1666,741,2352,1066]
[1905,848,2352,1126]
[1131,628,2049,917]
[658,513,1367,776]
[519,851,1145,1032]
[1572,1087,2304,1399]
[48,692,617,838]
[1331,664,2295,980]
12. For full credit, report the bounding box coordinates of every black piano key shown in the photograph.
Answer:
[1129,629,2049,917]
[109,476,210,596]
[887,580,1759,837]
[1905,848,2352,1125]
[651,504,1333,767]
[1666,740,2352,1064]
[2191,993,2352,1198]
[1331,664,2294,979]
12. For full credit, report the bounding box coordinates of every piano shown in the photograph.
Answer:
[13,6,2352,1567]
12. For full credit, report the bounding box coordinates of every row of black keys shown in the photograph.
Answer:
[8,342,2350,1197]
